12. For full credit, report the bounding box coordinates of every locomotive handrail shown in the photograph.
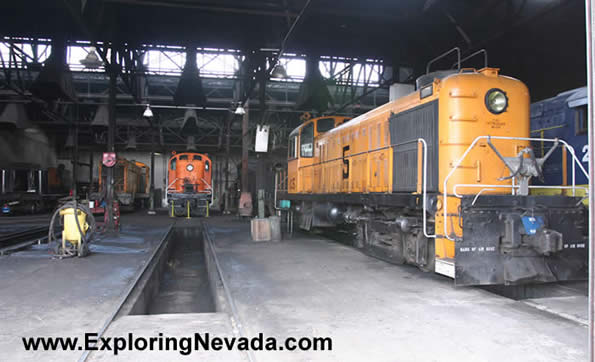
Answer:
[418,138,435,239]
[427,47,461,74]
[443,136,590,241]
[201,178,212,190]
[451,49,488,69]
[453,184,589,199]
[166,178,180,191]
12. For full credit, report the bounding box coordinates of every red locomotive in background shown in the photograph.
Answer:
[167,151,212,217]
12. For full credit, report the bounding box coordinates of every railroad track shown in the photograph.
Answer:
[0,226,50,255]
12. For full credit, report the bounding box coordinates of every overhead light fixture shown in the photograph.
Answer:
[235,105,246,115]
[143,104,153,118]
[80,47,103,69]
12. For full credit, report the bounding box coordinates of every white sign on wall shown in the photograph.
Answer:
[255,125,270,153]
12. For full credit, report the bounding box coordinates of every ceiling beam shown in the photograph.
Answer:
[103,0,299,17]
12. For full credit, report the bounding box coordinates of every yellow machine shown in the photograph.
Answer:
[282,49,588,286]
[49,201,95,258]
[60,208,89,248]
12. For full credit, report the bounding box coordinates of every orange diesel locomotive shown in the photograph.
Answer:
[98,158,147,208]
[167,152,212,217]
[283,50,589,286]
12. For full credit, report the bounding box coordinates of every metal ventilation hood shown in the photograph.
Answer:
[296,56,332,113]
[173,47,206,107]
[29,38,77,102]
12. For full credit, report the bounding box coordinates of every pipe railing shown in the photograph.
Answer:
[418,138,435,239]
[442,136,590,241]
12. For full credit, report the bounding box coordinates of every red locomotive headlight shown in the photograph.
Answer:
[186,164,194,172]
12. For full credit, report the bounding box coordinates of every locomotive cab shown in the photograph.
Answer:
[288,116,350,194]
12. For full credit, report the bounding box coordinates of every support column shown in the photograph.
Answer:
[105,47,118,230]
[89,152,93,186]
[223,116,232,214]
[238,107,252,217]
[72,105,79,199]
[585,1,595,360]
[148,149,156,215]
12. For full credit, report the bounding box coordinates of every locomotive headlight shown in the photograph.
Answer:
[186,164,194,172]
[485,89,508,114]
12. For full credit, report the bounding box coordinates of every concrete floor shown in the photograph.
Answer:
[89,313,245,361]
[0,213,174,361]
[206,216,589,362]
[1,213,589,361]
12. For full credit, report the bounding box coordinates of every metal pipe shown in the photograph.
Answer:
[38,169,42,195]
[418,138,435,239]
[452,49,488,69]
[275,0,312,67]
[585,0,595,359]
[427,47,461,74]
[452,184,589,198]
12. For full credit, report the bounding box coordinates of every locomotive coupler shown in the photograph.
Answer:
[500,212,563,256]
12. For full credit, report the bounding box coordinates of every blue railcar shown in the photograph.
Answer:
[530,86,588,186]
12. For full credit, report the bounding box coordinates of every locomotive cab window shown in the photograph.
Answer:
[288,136,297,159]
[193,155,202,161]
[170,158,176,170]
[317,118,335,133]
[575,105,587,135]
[300,122,314,158]
[179,155,188,160]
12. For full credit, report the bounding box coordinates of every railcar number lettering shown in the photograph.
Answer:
[459,246,496,253]
[564,243,586,249]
